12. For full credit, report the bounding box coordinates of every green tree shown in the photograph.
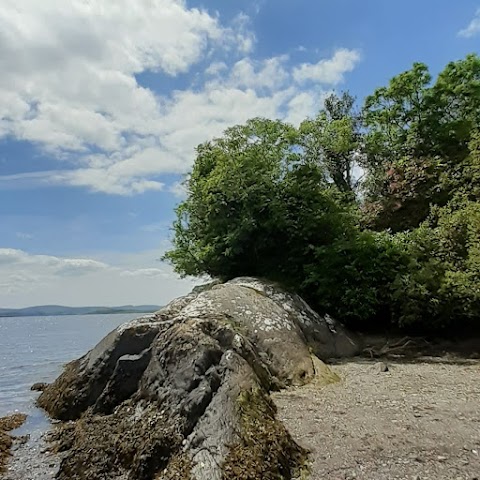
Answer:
[362,54,480,232]
[391,200,480,331]
[429,54,480,159]
[299,92,362,195]
[163,118,354,286]
[164,55,480,334]
[363,62,432,159]
[303,230,408,329]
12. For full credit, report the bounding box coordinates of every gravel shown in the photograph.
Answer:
[0,430,59,480]
[273,357,480,480]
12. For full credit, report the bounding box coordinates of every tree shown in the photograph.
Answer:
[163,117,355,288]
[303,230,408,329]
[429,54,480,159]
[362,54,480,232]
[299,92,362,195]
[164,55,480,334]
[363,62,432,159]
[391,200,480,331]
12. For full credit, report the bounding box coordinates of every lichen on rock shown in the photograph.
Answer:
[38,277,360,479]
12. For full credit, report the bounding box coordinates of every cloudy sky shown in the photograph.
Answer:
[0,0,479,307]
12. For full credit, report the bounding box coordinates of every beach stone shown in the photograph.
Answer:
[31,383,48,392]
[375,361,389,373]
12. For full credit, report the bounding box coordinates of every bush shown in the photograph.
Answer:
[164,57,480,335]
[301,230,408,330]
[163,118,356,288]
[391,200,480,331]
[303,199,480,333]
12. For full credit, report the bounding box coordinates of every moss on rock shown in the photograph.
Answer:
[222,388,308,480]
[49,402,184,480]
[37,360,83,419]
[156,453,193,480]
[311,355,341,386]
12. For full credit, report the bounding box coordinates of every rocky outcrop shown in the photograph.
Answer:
[38,277,360,480]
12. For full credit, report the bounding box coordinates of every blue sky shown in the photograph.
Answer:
[0,0,479,307]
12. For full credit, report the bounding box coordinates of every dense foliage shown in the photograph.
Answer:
[164,54,480,333]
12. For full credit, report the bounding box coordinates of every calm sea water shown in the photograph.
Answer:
[0,313,135,436]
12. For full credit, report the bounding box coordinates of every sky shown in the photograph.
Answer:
[0,1,479,308]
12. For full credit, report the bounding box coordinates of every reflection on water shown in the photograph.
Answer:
[0,313,134,436]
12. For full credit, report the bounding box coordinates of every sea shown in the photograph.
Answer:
[0,313,136,437]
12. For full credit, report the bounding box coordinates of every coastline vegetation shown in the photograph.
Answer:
[164,54,480,334]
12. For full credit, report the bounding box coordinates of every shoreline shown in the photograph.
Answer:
[0,414,27,475]
[0,310,480,480]
[0,422,59,480]
[4,352,479,479]
[2,335,479,479]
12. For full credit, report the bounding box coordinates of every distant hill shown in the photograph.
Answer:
[0,305,162,318]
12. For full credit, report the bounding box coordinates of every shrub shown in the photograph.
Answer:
[391,200,480,331]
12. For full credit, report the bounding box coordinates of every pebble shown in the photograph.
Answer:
[375,362,389,373]
[2,433,59,480]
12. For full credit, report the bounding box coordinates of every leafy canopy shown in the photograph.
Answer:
[164,117,355,287]
[362,54,480,232]
[164,54,480,333]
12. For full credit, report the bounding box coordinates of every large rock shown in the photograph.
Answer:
[38,277,360,480]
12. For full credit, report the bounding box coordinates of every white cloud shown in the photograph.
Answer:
[0,1,361,195]
[0,249,23,266]
[0,248,107,274]
[16,232,34,240]
[169,181,188,199]
[284,90,330,125]
[57,258,109,276]
[120,268,170,278]
[0,171,65,190]
[293,49,361,84]
[0,0,222,146]
[0,248,199,307]
[226,56,290,91]
[458,8,480,38]
[225,13,257,54]
[205,62,228,76]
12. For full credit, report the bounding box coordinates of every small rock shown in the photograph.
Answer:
[375,362,389,373]
[437,455,447,461]
[16,434,30,445]
[31,382,48,392]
